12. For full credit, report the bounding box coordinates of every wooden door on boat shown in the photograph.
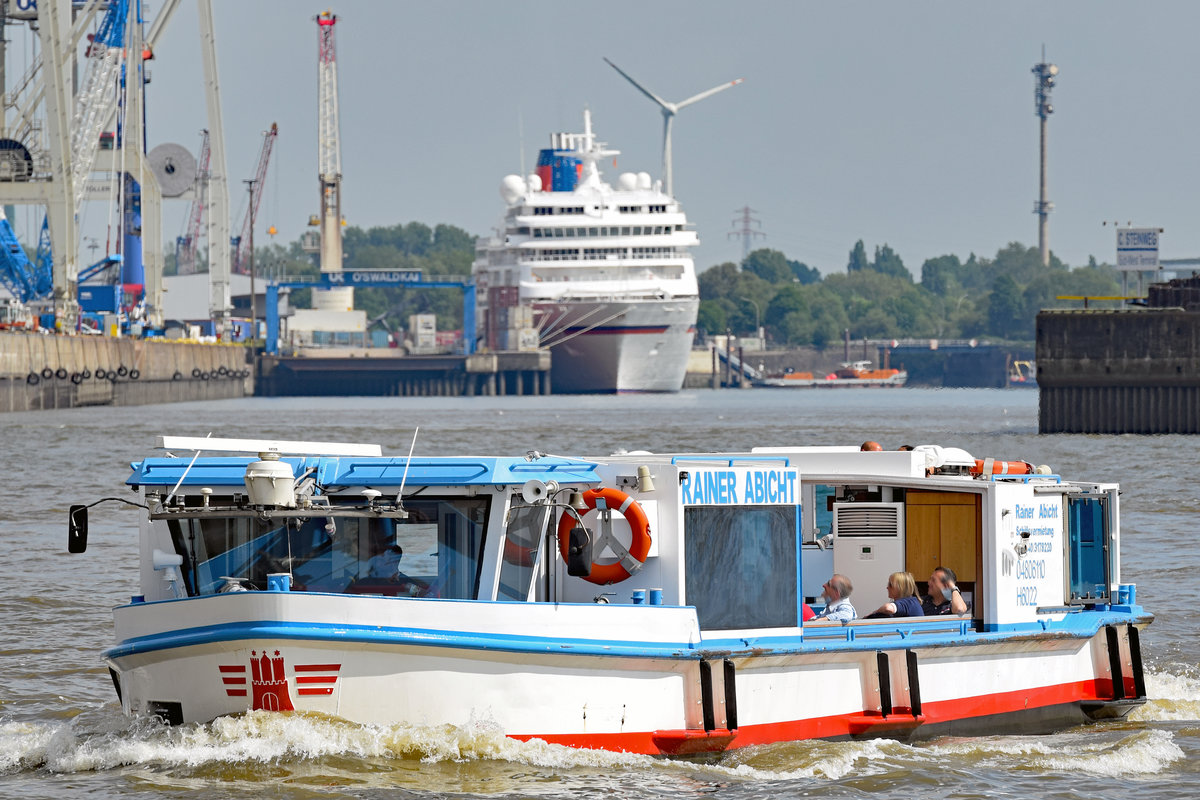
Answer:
[904,490,982,598]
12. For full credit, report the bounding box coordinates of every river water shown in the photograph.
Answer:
[2,388,1198,799]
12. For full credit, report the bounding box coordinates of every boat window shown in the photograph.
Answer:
[496,504,551,601]
[684,506,797,629]
[167,496,491,599]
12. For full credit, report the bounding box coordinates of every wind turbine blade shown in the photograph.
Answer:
[604,57,672,111]
[675,78,745,110]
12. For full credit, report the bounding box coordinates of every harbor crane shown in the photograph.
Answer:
[232,123,277,275]
[175,129,211,275]
[313,9,352,312]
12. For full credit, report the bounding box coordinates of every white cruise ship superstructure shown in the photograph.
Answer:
[473,112,700,393]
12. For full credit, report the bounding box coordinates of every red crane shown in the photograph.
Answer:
[175,129,211,275]
[232,122,278,275]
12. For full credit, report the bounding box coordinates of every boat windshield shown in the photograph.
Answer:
[166,496,491,599]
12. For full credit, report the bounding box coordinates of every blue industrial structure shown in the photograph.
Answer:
[264,271,476,356]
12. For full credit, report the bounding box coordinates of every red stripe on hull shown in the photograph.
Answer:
[294,664,341,672]
[511,679,1113,755]
[297,687,334,696]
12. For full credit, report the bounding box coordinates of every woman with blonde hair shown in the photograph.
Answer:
[866,571,924,618]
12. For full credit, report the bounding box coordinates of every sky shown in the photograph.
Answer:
[14,1,1200,277]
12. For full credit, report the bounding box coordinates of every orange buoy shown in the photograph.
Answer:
[970,458,1033,475]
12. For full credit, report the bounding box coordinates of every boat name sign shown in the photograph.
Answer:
[680,467,798,505]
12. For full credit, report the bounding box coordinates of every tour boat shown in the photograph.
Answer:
[70,436,1150,755]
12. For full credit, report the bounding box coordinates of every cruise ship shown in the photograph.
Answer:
[472,112,700,393]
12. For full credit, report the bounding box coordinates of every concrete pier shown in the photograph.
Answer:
[257,350,551,397]
[1037,308,1200,433]
[1,331,251,413]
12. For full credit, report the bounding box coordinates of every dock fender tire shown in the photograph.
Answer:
[558,487,652,585]
[26,372,39,385]
[70,372,82,385]
[116,365,128,377]
[172,371,182,381]
[55,367,68,380]
[191,367,202,378]
[81,369,91,380]
[200,371,210,381]
[129,369,140,380]
[41,367,53,379]
[217,365,228,376]
[95,368,107,380]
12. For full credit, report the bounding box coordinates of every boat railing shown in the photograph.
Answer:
[803,616,976,642]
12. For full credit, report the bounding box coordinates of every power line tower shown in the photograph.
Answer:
[728,206,766,263]
[1032,50,1058,268]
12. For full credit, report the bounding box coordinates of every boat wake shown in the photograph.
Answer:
[1132,669,1200,722]
[0,692,1187,786]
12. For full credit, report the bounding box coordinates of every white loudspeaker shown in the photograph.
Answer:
[521,479,559,504]
[522,479,547,504]
[152,548,184,570]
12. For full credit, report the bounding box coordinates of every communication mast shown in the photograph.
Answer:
[1032,49,1058,268]
[314,10,352,311]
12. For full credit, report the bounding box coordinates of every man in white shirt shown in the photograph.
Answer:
[813,574,857,622]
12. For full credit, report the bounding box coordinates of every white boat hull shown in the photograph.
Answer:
[536,297,699,393]
[107,592,1146,755]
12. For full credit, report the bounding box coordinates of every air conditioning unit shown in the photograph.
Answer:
[831,502,905,614]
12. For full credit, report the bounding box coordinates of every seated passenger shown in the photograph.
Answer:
[866,571,924,619]
[367,542,405,579]
[812,574,857,622]
[922,566,970,616]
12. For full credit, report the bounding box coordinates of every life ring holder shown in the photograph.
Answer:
[557,487,651,585]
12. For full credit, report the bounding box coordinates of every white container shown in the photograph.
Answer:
[244,452,296,507]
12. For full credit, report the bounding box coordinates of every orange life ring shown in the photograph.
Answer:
[557,487,652,585]
[970,458,1033,475]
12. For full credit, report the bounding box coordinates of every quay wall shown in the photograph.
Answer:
[1037,308,1200,433]
[0,332,251,413]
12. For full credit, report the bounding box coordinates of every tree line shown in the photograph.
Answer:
[699,241,1121,345]
[168,224,1122,344]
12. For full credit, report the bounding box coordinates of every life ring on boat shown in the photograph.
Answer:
[970,458,1033,476]
[557,487,651,585]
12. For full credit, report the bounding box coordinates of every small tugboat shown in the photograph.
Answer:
[69,436,1149,755]
[757,360,908,388]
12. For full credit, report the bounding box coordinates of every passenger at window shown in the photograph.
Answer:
[923,566,970,615]
[812,574,857,622]
[865,572,924,618]
[367,542,405,579]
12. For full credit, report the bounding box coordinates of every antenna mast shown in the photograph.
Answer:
[1032,48,1058,268]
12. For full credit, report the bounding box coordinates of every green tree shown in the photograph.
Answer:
[742,249,792,284]
[847,240,869,273]
[987,274,1024,335]
[872,244,911,281]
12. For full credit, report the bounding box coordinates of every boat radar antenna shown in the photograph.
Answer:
[603,57,744,196]
[570,109,619,190]
[394,427,418,518]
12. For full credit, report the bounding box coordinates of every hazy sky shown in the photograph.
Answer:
[43,1,1200,275]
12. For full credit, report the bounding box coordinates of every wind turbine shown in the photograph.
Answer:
[604,57,744,196]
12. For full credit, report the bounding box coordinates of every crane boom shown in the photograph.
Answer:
[176,129,210,275]
[233,123,277,275]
